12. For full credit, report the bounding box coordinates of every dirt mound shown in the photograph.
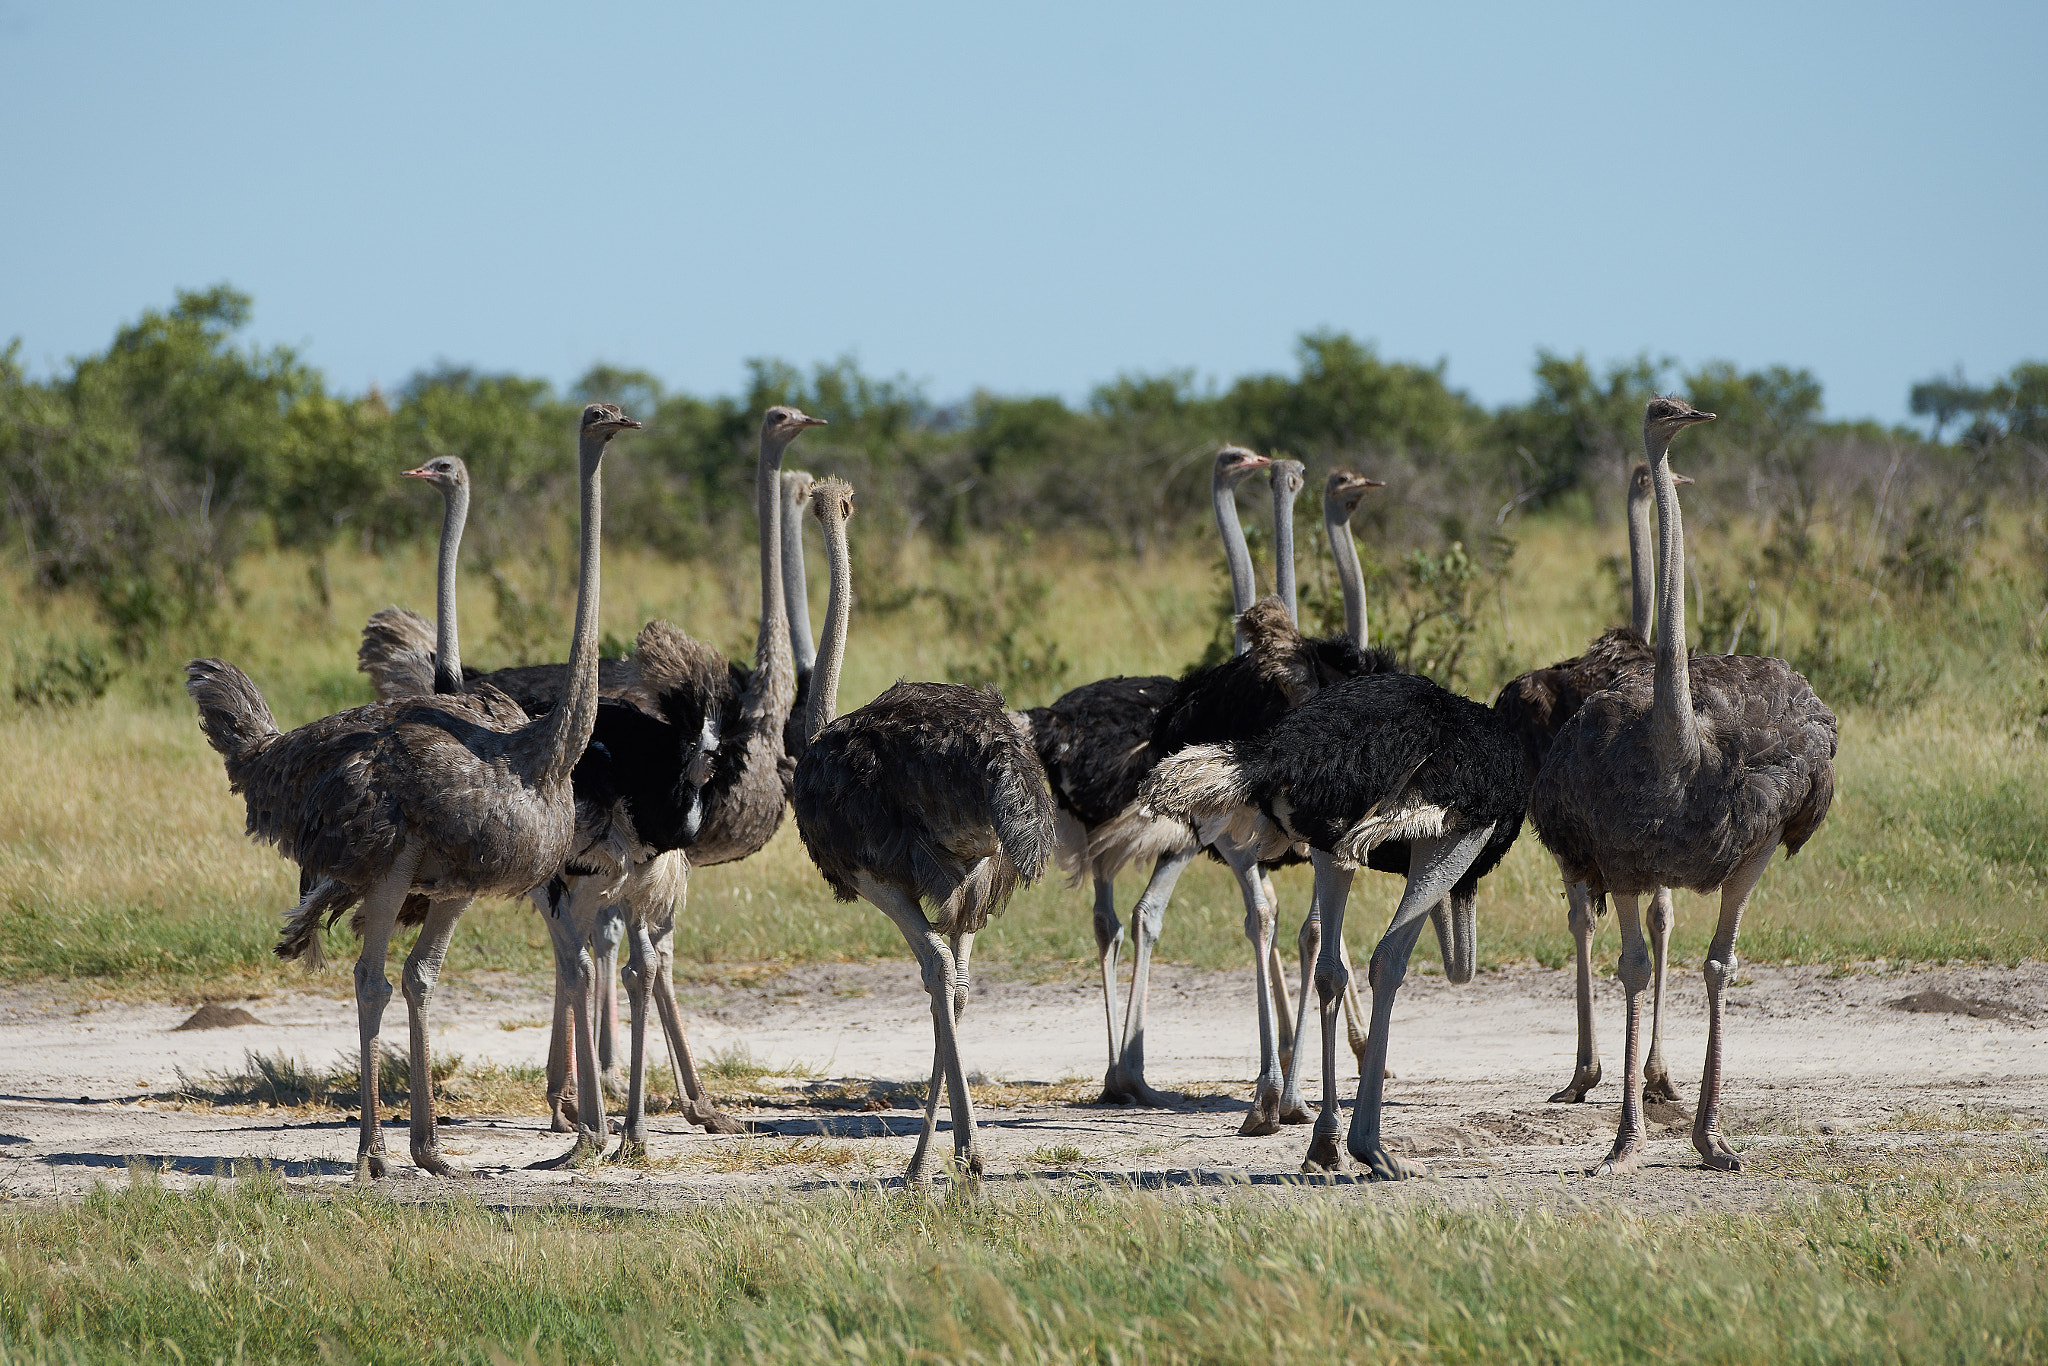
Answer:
[1888,990,2016,1021]
[172,1003,265,1031]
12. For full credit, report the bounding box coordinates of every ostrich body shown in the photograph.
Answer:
[1529,398,1837,1173]
[187,403,638,1178]
[791,479,1055,1183]
[1141,670,1528,1178]
[1021,446,1273,1106]
[1494,464,1691,1105]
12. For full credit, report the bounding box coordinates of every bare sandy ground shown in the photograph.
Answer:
[2,959,2043,1212]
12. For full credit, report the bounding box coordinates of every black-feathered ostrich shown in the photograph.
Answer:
[1530,398,1837,1173]
[187,403,640,1178]
[1494,461,1690,1105]
[1022,446,1273,1105]
[1141,669,1528,1178]
[353,408,824,1159]
[792,478,1055,1184]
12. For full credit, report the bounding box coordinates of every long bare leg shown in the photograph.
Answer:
[1642,886,1681,1103]
[1550,880,1604,1103]
[533,881,607,1167]
[592,902,626,1103]
[1276,881,1323,1125]
[1302,854,1356,1172]
[1217,838,1285,1136]
[1108,847,1194,1107]
[1596,893,1651,1175]
[617,912,659,1159]
[864,879,966,1187]
[1089,869,1127,1102]
[400,894,476,1177]
[1347,825,1495,1180]
[644,862,742,1135]
[1263,870,1297,1061]
[349,839,423,1179]
[948,929,982,1175]
[1696,842,1775,1171]
[535,884,578,1133]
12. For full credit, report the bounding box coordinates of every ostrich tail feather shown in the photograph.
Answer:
[357,607,439,700]
[1138,743,1249,821]
[275,877,359,969]
[185,659,280,763]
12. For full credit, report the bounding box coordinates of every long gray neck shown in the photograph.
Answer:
[1213,475,1256,654]
[1627,481,1655,640]
[741,431,796,732]
[781,475,816,677]
[1326,499,1367,649]
[532,435,607,789]
[1271,465,1303,625]
[806,504,852,743]
[432,480,468,694]
[1649,437,1700,775]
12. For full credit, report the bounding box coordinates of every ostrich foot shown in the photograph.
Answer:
[412,1146,474,1179]
[1352,1140,1427,1182]
[1549,1059,1602,1104]
[1594,1133,1645,1176]
[1099,1064,1179,1108]
[355,1152,388,1182]
[1643,1069,1681,1104]
[610,1135,648,1165]
[1238,1084,1283,1137]
[1693,1124,1742,1172]
[1301,1117,1344,1172]
[682,1098,745,1135]
[1278,1099,1314,1126]
[528,1133,607,1170]
[547,1108,576,1134]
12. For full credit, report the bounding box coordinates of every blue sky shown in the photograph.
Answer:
[2,2,2041,426]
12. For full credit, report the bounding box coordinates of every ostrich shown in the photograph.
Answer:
[792,478,1055,1184]
[1140,668,1528,1178]
[781,468,819,770]
[1529,397,1837,1173]
[351,408,823,1157]
[1494,462,1691,1105]
[1021,446,1274,1106]
[187,402,640,1178]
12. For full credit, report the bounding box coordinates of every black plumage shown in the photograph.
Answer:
[1492,626,1652,780]
[1025,674,1176,831]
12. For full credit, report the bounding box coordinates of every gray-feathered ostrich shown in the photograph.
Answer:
[792,478,1055,1184]
[1142,668,1529,1178]
[356,407,823,1159]
[1021,446,1273,1106]
[187,402,640,1178]
[1531,397,1836,1174]
[1495,462,1690,1105]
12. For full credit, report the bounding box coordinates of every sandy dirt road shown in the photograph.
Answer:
[2,959,2042,1211]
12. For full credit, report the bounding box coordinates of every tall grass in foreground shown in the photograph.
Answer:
[1,1152,2045,1365]
[4,514,2048,1000]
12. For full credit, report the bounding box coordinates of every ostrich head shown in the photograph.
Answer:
[1214,445,1274,488]
[782,469,817,505]
[1643,396,1715,449]
[763,405,828,447]
[1269,459,1307,500]
[401,455,468,494]
[809,476,856,526]
[1325,468,1386,520]
[1628,464,1694,500]
[580,402,643,436]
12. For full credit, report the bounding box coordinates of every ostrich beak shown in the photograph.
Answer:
[401,466,433,479]
[1673,472,1695,486]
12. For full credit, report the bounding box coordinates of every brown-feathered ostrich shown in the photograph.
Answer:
[792,478,1055,1184]
[187,403,640,1178]
[1494,462,1690,1105]
[1530,398,1838,1173]
[1021,446,1273,1106]
[1141,667,1528,1178]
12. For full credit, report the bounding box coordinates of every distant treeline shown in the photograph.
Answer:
[4,284,2045,653]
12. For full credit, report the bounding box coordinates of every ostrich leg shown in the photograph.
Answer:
[868,882,977,1185]
[1549,880,1605,1103]
[1105,847,1195,1106]
[1211,833,1286,1136]
[1642,886,1681,1103]
[349,839,424,1179]
[400,894,477,1178]
[1282,891,1439,1121]
[645,890,744,1135]
[1695,841,1775,1171]
[1089,869,1127,1101]
[1276,884,1325,1125]
[617,912,660,1160]
[593,909,626,1103]
[1596,892,1652,1175]
[1262,870,1297,1060]
[949,928,982,1175]
[1301,852,1355,1172]
[533,882,608,1166]
[1339,824,1494,1180]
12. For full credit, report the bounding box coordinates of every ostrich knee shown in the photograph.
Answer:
[1702,954,1736,996]
[1647,892,1673,942]
[1366,945,1407,997]
[1616,941,1652,997]
[400,955,442,1012]
[355,960,393,1013]
[1091,886,1123,960]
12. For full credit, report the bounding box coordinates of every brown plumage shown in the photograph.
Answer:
[188,402,639,1179]
[1529,396,1839,1176]
[790,478,1054,1183]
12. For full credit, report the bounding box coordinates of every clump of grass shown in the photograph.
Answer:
[1878,1104,2032,1133]
[169,1048,549,1115]
[1025,1144,1089,1166]
[3,1152,2047,1364]
[701,1044,822,1090]
[695,1136,857,1173]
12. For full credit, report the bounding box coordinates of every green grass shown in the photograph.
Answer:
[4,516,2047,1002]
[1,1151,2045,1364]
